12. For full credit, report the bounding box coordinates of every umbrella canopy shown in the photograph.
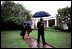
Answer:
[33,11,51,18]
[23,20,32,26]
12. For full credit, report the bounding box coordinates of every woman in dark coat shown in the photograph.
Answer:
[20,24,27,39]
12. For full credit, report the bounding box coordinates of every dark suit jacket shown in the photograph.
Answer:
[37,21,44,31]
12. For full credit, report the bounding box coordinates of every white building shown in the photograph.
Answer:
[31,15,57,29]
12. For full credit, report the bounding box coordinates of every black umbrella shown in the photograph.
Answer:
[33,11,51,18]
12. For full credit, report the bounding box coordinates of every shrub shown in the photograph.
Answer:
[53,25,60,30]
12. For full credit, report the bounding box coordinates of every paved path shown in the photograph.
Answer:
[23,32,54,48]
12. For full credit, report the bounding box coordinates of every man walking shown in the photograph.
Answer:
[37,18,46,48]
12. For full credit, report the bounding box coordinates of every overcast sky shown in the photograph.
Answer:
[1,1,71,15]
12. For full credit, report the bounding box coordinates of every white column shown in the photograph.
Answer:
[34,19,38,29]
[35,20,38,29]
[47,20,49,27]
[55,18,57,26]
[31,19,34,29]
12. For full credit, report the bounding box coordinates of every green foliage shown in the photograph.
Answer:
[56,7,71,27]
[1,1,32,25]
[52,25,60,30]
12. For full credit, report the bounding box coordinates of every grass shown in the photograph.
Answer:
[1,29,71,48]
[1,30,29,48]
[30,29,71,48]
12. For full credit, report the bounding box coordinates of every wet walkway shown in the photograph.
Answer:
[23,32,54,48]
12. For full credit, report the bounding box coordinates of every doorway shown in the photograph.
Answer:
[48,19,55,27]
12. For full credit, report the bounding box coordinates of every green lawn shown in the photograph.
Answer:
[1,30,29,48]
[1,29,71,48]
[30,29,71,48]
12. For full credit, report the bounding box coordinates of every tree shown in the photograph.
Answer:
[56,7,71,31]
[1,1,32,25]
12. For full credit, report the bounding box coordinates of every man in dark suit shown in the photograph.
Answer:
[37,18,46,48]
